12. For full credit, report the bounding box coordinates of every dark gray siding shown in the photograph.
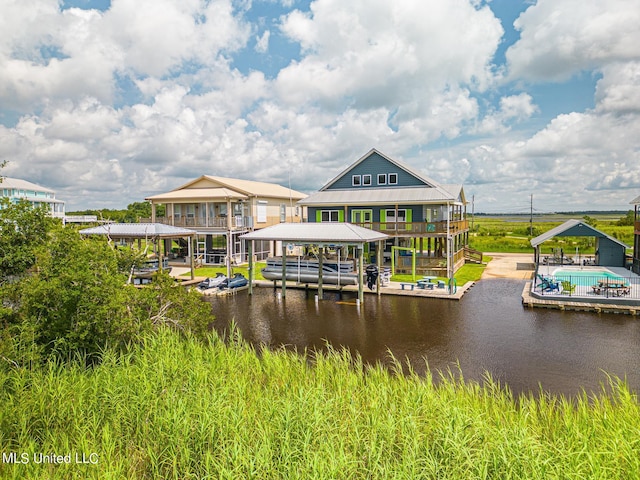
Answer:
[326,151,429,190]
[596,238,626,267]
[309,205,422,223]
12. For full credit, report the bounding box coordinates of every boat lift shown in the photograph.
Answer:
[241,223,389,304]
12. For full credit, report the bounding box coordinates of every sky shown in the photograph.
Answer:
[1,0,639,213]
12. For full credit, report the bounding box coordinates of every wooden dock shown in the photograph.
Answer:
[252,280,475,300]
[522,282,640,315]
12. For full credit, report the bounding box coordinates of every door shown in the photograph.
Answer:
[352,209,372,228]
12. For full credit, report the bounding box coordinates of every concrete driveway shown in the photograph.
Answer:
[482,252,536,280]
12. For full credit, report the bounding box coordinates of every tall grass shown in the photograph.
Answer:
[1,330,639,479]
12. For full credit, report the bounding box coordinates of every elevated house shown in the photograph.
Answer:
[630,195,640,274]
[0,176,65,220]
[298,149,476,278]
[144,175,306,265]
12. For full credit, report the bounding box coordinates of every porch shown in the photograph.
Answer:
[394,248,467,277]
[140,215,253,230]
[351,219,468,235]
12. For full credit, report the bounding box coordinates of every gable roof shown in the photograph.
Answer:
[1,177,55,193]
[145,175,307,202]
[530,219,628,248]
[240,222,388,244]
[80,223,196,239]
[320,148,441,191]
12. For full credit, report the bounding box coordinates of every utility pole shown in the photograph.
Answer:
[530,194,533,237]
[471,194,475,232]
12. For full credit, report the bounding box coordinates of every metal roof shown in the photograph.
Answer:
[630,195,640,205]
[241,222,388,245]
[146,187,248,201]
[146,175,307,202]
[530,219,628,248]
[80,223,196,239]
[0,177,56,193]
[298,186,463,206]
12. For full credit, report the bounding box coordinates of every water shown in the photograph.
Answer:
[552,268,624,286]
[207,279,640,397]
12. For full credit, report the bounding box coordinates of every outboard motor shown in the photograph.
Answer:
[365,264,379,291]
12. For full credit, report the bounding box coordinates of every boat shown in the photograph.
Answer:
[261,256,359,286]
[132,257,172,285]
[197,273,227,290]
[223,273,248,289]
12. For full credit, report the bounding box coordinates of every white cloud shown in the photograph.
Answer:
[277,0,503,109]
[1,0,639,213]
[255,30,270,54]
[507,0,640,81]
[595,62,640,114]
[475,93,538,134]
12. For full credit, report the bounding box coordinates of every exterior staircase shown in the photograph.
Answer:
[463,247,484,264]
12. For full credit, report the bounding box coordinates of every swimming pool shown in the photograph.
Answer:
[551,269,625,286]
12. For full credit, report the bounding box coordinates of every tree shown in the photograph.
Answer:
[617,210,635,226]
[582,215,598,227]
[2,226,212,363]
[0,199,53,281]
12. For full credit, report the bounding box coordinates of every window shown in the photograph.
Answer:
[377,174,387,185]
[257,201,267,223]
[352,175,361,186]
[362,174,372,186]
[321,210,340,222]
[280,204,286,222]
[388,173,398,185]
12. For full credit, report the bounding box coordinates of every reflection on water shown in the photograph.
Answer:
[207,279,640,397]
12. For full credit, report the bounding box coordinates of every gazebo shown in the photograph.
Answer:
[530,219,627,268]
[80,223,197,279]
[241,222,388,303]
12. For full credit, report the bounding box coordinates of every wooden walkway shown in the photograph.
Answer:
[522,282,640,315]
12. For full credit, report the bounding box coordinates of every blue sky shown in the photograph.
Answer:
[1,0,639,212]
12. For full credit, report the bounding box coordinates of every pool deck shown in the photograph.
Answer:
[524,263,640,314]
[522,281,640,315]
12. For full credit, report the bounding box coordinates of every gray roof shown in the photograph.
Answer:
[0,176,55,193]
[321,148,442,191]
[530,219,628,248]
[298,185,463,206]
[241,222,388,245]
[630,195,640,205]
[80,223,196,238]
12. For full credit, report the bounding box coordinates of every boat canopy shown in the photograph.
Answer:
[240,222,388,246]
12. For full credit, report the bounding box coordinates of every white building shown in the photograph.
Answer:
[0,177,65,220]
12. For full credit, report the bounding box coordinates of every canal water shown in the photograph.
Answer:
[207,279,640,397]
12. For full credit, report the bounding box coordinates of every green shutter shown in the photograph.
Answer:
[316,210,322,222]
[339,210,345,222]
[380,210,386,230]
[406,209,412,230]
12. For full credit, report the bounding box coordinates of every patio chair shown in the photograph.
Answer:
[535,274,560,292]
[560,280,576,295]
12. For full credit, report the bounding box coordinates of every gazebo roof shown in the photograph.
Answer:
[240,222,388,246]
[80,223,196,239]
[530,219,628,248]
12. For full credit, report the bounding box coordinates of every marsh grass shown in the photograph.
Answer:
[1,330,638,479]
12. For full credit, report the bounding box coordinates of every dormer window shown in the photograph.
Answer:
[389,173,398,185]
[362,174,372,186]
[377,174,387,185]
[352,175,361,186]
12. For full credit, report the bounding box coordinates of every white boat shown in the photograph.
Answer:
[261,256,359,286]
[132,258,172,285]
[197,273,227,290]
